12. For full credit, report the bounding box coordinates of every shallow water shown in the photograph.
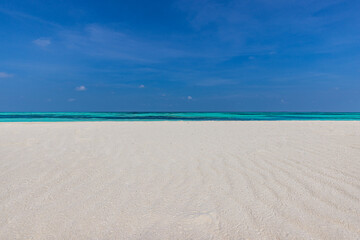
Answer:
[1,112,360,122]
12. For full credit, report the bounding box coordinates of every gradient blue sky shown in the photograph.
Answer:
[1,0,359,111]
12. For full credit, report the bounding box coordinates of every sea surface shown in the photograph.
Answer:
[1,112,360,122]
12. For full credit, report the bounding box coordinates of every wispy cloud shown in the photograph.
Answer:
[0,72,13,78]
[175,0,355,54]
[0,7,62,28]
[59,24,186,62]
[33,38,51,47]
[139,84,145,88]
[177,0,347,31]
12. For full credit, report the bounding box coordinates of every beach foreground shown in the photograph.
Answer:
[1,122,360,239]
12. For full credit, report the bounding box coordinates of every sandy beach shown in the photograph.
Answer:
[0,121,360,239]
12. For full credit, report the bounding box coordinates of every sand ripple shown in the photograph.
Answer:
[0,121,360,239]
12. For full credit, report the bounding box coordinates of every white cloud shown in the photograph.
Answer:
[33,38,51,47]
[187,96,193,100]
[75,85,86,91]
[139,84,145,88]
[68,98,76,102]
[0,72,13,78]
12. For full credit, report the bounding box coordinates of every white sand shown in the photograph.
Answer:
[0,121,360,239]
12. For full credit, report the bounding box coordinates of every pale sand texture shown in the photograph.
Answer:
[1,122,360,239]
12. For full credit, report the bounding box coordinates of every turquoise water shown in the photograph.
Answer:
[1,112,360,122]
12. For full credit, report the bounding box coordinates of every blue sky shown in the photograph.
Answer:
[0,0,360,111]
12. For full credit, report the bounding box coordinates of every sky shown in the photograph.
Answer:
[0,0,360,112]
